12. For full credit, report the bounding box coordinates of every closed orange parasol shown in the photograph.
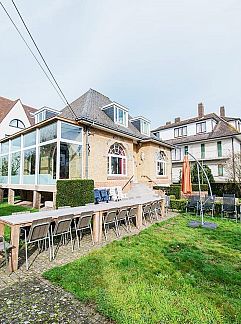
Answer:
[181,155,192,194]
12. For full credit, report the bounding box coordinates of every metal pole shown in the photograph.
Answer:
[197,162,204,225]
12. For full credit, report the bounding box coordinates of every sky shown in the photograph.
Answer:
[0,0,241,128]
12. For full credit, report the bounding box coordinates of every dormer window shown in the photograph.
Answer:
[130,116,151,136]
[196,122,206,133]
[34,107,60,124]
[102,102,128,128]
[114,106,128,127]
[174,126,187,138]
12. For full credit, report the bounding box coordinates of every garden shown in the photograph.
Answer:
[44,214,241,324]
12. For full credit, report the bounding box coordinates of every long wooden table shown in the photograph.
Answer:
[0,195,165,272]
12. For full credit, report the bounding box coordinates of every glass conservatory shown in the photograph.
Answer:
[0,120,83,186]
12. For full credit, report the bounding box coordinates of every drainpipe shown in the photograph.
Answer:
[85,127,89,179]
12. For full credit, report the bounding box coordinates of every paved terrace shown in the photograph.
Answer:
[0,197,177,323]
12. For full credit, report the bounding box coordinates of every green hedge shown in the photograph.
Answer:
[56,179,94,208]
[154,184,208,200]
[169,199,223,215]
[170,199,187,211]
[211,183,241,198]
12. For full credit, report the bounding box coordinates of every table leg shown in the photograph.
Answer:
[0,222,4,237]
[98,211,103,244]
[93,212,99,244]
[161,199,165,217]
[9,225,20,272]
[136,204,143,229]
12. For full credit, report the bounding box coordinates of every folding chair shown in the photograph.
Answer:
[94,189,101,204]
[74,211,94,247]
[222,194,238,222]
[99,189,110,203]
[0,236,12,270]
[199,195,216,217]
[186,195,200,214]
[51,214,74,259]
[142,204,152,225]
[102,210,118,240]
[116,208,129,235]
[23,217,52,270]
[165,195,170,215]
[127,206,138,231]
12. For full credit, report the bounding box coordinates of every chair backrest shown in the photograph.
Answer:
[165,195,170,207]
[109,187,118,201]
[103,210,117,223]
[143,204,151,213]
[188,195,199,207]
[223,194,235,211]
[12,211,31,215]
[53,214,73,236]
[76,212,93,229]
[100,189,109,202]
[116,186,123,198]
[204,195,215,207]
[94,189,101,201]
[128,206,138,218]
[27,217,52,242]
[116,209,128,220]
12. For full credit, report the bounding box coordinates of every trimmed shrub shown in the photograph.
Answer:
[192,184,208,192]
[211,182,241,198]
[56,179,94,208]
[170,199,187,211]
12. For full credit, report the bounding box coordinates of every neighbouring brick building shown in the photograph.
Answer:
[0,89,173,208]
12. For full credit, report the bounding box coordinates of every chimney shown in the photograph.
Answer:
[175,117,181,123]
[166,121,171,125]
[198,103,204,117]
[220,106,225,117]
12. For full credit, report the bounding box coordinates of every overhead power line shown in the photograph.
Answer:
[11,0,77,119]
[0,1,67,107]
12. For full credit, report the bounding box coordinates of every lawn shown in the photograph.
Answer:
[44,215,241,324]
[0,199,37,240]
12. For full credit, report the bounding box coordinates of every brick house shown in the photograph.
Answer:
[0,89,172,208]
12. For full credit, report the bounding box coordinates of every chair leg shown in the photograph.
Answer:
[74,220,80,249]
[69,229,74,252]
[48,233,52,261]
[104,223,108,241]
[24,230,29,270]
[114,221,119,237]
[89,225,94,245]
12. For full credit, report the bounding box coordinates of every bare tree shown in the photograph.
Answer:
[224,152,241,193]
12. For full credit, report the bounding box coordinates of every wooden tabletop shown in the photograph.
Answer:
[0,195,164,226]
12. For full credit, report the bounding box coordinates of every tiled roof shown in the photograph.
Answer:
[152,113,221,132]
[164,119,240,145]
[60,88,171,146]
[0,96,37,125]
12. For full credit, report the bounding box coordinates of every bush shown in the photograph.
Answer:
[170,199,187,211]
[56,179,94,208]
[192,184,208,192]
[211,182,241,198]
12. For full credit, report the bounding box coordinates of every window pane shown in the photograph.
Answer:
[0,155,8,183]
[59,143,82,179]
[61,122,82,142]
[23,148,36,184]
[38,143,57,184]
[39,123,57,143]
[11,152,20,184]
[23,131,36,147]
[111,156,118,174]
[1,141,9,154]
[201,144,205,159]
[157,161,165,175]
[118,109,124,124]
[217,141,222,157]
[11,137,21,152]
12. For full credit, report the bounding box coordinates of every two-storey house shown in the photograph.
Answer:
[152,104,241,183]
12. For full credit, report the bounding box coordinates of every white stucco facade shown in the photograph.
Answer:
[0,100,32,139]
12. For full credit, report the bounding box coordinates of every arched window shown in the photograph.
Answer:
[9,119,25,129]
[108,143,127,175]
[156,151,167,176]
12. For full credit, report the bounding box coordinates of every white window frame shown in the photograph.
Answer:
[141,120,150,136]
[114,106,128,127]
[174,126,187,138]
[172,148,181,161]
[108,143,127,176]
[196,122,206,134]
[156,151,167,177]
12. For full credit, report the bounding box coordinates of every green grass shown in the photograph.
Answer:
[44,215,241,324]
[0,199,37,240]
